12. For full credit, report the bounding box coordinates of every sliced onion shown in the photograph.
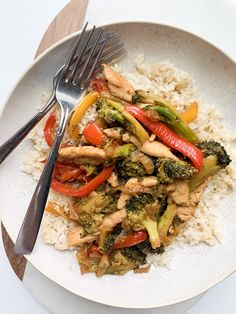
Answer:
[131,150,154,174]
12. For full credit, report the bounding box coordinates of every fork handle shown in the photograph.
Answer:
[0,94,56,164]
[14,106,70,255]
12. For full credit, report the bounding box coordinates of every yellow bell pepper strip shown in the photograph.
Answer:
[100,97,149,143]
[181,102,198,124]
[68,92,98,140]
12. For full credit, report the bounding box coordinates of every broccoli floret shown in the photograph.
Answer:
[196,140,231,167]
[137,240,165,255]
[96,99,125,125]
[116,157,148,178]
[155,158,196,183]
[106,250,137,275]
[126,194,160,249]
[163,159,196,179]
[78,212,104,234]
[76,190,119,233]
[121,247,146,266]
[189,141,231,191]
[158,195,168,217]
[102,224,123,252]
[106,247,147,275]
[113,143,137,158]
[127,194,154,213]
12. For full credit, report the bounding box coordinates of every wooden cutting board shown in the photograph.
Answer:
[1,0,88,281]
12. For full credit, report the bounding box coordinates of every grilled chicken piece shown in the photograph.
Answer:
[67,226,99,247]
[176,180,209,222]
[103,127,123,139]
[149,134,156,142]
[122,133,141,148]
[59,146,106,165]
[96,255,110,277]
[188,179,209,206]
[141,176,158,187]
[118,177,158,204]
[103,64,134,102]
[140,141,178,160]
[170,180,189,205]
[117,193,131,209]
[99,208,127,231]
[107,172,119,187]
[177,205,196,222]
[117,178,141,209]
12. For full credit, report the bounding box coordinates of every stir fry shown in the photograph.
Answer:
[44,64,231,276]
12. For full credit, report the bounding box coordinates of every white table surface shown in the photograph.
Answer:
[0,0,236,313]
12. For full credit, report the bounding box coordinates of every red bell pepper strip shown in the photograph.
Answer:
[44,111,57,147]
[126,106,203,170]
[41,160,86,182]
[55,163,86,182]
[113,230,148,250]
[51,166,113,197]
[83,122,105,146]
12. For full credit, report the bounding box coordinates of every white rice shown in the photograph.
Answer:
[23,55,236,266]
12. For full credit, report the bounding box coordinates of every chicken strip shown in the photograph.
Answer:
[122,133,141,148]
[67,226,99,247]
[170,180,189,205]
[59,146,106,164]
[140,141,178,160]
[107,172,119,187]
[117,178,140,209]
[103,64,134,102]
[141,176,158,187]
[99,208,127,231]
[188,179,209,206]
[103,127,123,139]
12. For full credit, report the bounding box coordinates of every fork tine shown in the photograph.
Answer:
[64,22,88,72]
[100,44,125,64]
[84,33,110,83]
[72,28,104,84]
[102,41,124,58]
[72,31,118,63]
[68,25,96,81]
[78,38,123,70]
[80,40,125,78]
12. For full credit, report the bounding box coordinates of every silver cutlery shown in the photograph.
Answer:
[14,23,125,255]
[0,28,123,164]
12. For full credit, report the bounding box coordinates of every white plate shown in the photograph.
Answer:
[0,22,236,309]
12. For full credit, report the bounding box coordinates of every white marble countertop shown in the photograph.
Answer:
[0,0,236,313]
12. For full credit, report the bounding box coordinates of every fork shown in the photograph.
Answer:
[14,24,125,255]
[0,28,123,164]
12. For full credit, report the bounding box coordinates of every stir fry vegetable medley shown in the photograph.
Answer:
[44,64,231,276]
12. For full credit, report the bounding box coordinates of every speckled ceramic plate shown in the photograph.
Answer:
[0,22,236,309]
